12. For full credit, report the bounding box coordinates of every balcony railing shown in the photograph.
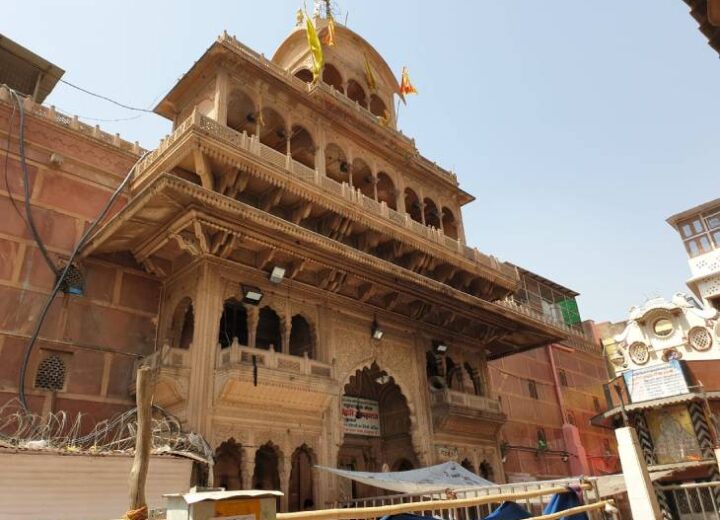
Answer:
[429,387,503,415]
[134,110,517,283]
[215,340,334,379]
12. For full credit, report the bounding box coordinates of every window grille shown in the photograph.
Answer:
[57,264,84,295]
[34,354,66,391]
[528,380,539,400]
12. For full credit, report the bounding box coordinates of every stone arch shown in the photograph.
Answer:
[461,457,476,474]
[445,356,464,391]
[369,94,387,118]
[352,158,374,199]
[404,188,422,223]
[322,63,343,92]
[442,207,459,239]
[294,68,313,84]
[376,171,397,210]
[214,438,243,490]
[346,79,367,107]
[256,306,282,350]
[423,197,441,229]
[253,441,283,491]
[259,106,287,153]
[324,143,350,184]
[290,124,315,169]
[289,444,317,511]
[464,362,484,396]
[289,314,315,358]
[170,297,194,349]
[479,459,494,481]
[218,298,249,348]
[227,88,257,135]
[337,362,422,488]
[392,458,414,471]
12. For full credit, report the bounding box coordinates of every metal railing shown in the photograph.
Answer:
[659,481,720,519]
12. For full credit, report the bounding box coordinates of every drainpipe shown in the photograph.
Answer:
[546,344,590,476]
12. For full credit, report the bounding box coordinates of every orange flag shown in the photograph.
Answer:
[322,17,336,46]
[399,66,417,104]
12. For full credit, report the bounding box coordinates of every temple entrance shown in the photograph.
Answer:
[337,363,417,499]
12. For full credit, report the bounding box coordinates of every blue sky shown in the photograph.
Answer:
[4,1,719,323]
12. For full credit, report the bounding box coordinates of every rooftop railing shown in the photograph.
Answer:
[134,110,517,282]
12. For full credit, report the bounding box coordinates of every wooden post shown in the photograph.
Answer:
[128,366,153,518]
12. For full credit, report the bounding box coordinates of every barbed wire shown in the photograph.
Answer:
[0,398,213,463]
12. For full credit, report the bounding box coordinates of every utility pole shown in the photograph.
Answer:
[126,366,153,520]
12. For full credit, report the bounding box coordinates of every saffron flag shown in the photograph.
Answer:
[305,12,324,83]
[322,17,336,46]
[364,54,378,91]
[399,66,417,104]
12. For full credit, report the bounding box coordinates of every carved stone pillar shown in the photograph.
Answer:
[248,306,259,348]
[186,263,222,436]
[282,313,291,355]
[241,445,255,490]
[280,454,291,512]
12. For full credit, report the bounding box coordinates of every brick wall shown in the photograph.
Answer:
[0,101,160,420]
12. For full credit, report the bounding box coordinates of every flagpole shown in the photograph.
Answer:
[395,97,402,125]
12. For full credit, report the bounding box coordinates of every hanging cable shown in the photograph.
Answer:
[7,88,60,277]
[58,78,155,113]
[2,95,26,223]
[17,149,148,410]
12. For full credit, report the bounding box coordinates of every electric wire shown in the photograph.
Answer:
[2,95,26,223]
[8,89,60,277]
[16,138,148,410]
[58,78,155,113]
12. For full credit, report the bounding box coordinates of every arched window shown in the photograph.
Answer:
[479,460,494,481]
[294,68,313,84]
[226,89,257,135]
[369,94,387,118]
[426,351,441,378]
[464,362,484,396]
[258,107,287,154]
[376,172,396,210]
[322,64,343,92]
[404,188,422,223]
[423,198,441,228]
[352,158,374,199]
[346,80,367,107]
[324,143,349,184]
[445,357,464,391]
[256,307,282,350]
[178,305,194,349]
[442,207,459,239]
[35,354,66,391]
[289,315,314,358]
[290,125,315,169]
[218,299,248,348]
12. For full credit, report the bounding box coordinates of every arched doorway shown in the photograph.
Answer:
[461,457,476,475]
[253,442,281,491]
[214,438,243,490]
[289,444,315,511]
[337,363,417,499]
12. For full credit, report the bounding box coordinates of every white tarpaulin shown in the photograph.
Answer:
[316,461,494,494]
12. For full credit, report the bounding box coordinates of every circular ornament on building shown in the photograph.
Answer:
[652,318,674,337]
[688,326,713,352]
[628,342,650,365]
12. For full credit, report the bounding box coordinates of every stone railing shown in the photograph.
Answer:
[430,388,503,414]
[137,343,191,370]
[134,110,517,282]
[215,340,334,379]
[0,86,143,155]
[218,32,456,184]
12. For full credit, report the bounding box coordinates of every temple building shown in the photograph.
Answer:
[0,13,614,511]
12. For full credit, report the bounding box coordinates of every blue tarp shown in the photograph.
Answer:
[483,501,532,520]
[542,492,588,520]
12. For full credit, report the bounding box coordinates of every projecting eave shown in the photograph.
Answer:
[82,174,568,357]
[666,196,720,228]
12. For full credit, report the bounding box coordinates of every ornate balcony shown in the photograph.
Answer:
[214,341,338,413]
[430,388,506,441]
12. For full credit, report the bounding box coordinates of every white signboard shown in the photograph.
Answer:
[342,396,381,437]
[623,360,689,403]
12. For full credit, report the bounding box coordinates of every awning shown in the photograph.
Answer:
[316,461,494,494]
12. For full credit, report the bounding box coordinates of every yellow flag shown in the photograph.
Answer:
[364,54,377,91]
[305,12,324,83]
